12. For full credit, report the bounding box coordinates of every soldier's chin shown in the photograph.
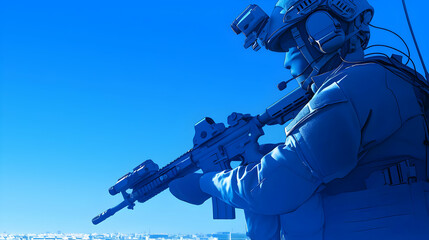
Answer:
[290,70,301,80]
[289,69,297,78]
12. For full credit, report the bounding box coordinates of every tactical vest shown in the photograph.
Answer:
[321,56,429,239]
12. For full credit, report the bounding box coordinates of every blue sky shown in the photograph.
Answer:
[1,0,428,235]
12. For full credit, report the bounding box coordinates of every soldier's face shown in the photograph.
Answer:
[279,30,310,81]
[284,46,309,80]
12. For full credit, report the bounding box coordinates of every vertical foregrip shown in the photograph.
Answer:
[212,197,236,219]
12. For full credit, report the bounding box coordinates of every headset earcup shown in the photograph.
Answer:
[306,11,346,53]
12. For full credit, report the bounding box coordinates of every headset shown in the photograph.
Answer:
[305,11,345,54]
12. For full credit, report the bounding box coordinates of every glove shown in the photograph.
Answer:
[169,173,211,205]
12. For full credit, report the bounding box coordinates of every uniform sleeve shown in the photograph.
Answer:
[200,82,361,215]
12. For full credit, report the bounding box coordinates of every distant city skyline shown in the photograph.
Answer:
[0,232,248,240]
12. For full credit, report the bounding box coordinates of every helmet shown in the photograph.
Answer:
[232,0,374,91]
[267,0,374,52]
[232,0,374,52]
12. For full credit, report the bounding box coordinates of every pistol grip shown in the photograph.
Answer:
[212,197,235,219]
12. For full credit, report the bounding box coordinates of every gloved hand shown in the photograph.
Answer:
[169,173,211,205]
[169,143,283,205]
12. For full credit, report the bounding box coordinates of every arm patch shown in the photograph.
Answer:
[286,82,348,135]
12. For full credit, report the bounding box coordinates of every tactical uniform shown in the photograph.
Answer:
[169,0,429,239]
[200,60,429,240]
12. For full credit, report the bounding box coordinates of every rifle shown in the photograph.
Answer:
[92,87,311,225]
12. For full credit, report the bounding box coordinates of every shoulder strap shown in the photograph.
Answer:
[366,55,429,94]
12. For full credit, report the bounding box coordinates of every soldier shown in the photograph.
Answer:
[169,0,429,239]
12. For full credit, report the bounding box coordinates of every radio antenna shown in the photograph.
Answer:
[402,0,429,81]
